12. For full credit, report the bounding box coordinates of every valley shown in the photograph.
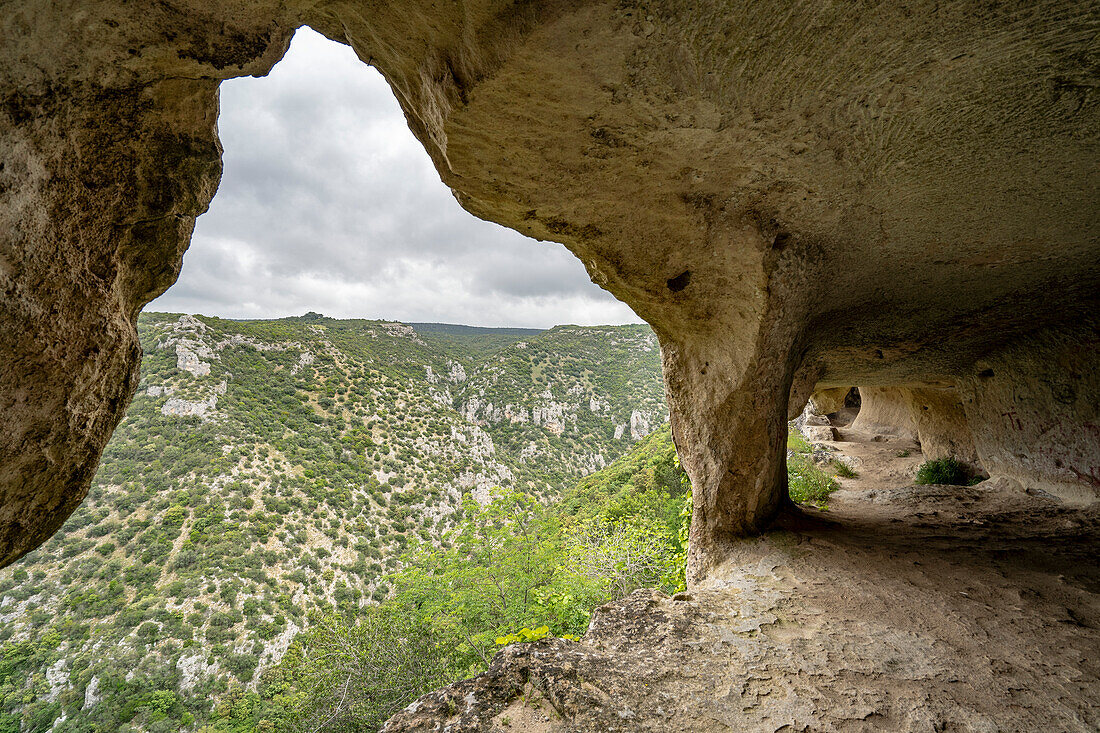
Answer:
[0,313,667,731]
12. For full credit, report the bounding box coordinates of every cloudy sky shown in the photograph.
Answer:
[151,29,641,329]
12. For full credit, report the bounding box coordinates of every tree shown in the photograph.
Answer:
[389,490,573,672]
[279,607,457,733]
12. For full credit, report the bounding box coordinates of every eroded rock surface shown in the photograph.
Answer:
[851,385,979,468]
[385,466,1100,732]
[2,1,1098,571]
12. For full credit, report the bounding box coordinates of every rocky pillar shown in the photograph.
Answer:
[907,387,978,467]
[662,316,804,586]
[851,387,920,440]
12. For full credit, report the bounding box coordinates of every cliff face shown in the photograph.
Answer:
[2,1,1097,583]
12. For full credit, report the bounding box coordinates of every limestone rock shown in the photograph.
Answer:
[82,676,102,710]
[851,386,921,440]
[44,658,70,703]
[385,485,1100,731]
[446,360,467,383]
[1,0,1097,573]
[802,424,839,443]
[160,394,216,419]
[290,351,313,375]
[959,327,1100,503]
[803,413,830,427]
[173,341,213,376]
[808,387,851,416]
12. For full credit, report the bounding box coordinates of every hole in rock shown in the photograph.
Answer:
[152,28,639,329]
[828,388,861,427]
[667,270,692,292]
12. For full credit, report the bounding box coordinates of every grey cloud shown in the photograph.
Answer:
[152,28,640,328]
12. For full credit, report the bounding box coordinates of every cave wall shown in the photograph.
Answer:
[909,387,980,469]
[851,385,979,468]
[0,70,241,565]
[842,346,1099,503]
[2,0,1097,580]
[851,387,921,440]
[1,1,292,566]
[959,327,1100,502]
[808,387,852,417]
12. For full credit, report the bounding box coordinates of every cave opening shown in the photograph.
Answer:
[0,23,707,729]
[152,27,640,331]
[2,4,1098,729]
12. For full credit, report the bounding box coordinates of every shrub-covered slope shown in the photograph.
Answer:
[0,313,665,733]
[207,424,692,732]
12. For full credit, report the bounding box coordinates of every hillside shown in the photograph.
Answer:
[205,423,692,731]
[0,313,665,732]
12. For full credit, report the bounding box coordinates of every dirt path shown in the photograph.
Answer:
[385,426,1100,732]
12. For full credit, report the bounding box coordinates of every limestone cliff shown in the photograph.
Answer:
[1,1,1097,586]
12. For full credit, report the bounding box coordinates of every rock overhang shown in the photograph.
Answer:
[1,0,1097,574]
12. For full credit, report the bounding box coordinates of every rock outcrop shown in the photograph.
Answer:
[807,387,853,417]
[2,1,1097,577]
[384,476,1100,732]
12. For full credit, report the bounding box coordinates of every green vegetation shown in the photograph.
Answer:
[832,460,858,479]
[203,430,691,732]
[0,310,860,732]
[202,423,834,733]
[0,313,665,732]
[787,454,838,506]
[786,429,812,454]
[914,457,970,486]
[785,430,840,507]
[409,322,543,361]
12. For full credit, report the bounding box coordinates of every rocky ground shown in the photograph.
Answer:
[383,424,1100,732]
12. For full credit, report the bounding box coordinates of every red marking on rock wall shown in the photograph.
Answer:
[1069,467,1100,488]
[1001,411,1023,431]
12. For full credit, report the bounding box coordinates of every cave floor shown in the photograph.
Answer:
[384,431,1100,733]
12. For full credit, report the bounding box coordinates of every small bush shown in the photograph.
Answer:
[224,652,259,682]
[787,454,837,506]
[914,457,969,486]
[832,460,858,479]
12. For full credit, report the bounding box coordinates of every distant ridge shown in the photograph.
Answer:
[142,312,549,334]
[409,322,545,336]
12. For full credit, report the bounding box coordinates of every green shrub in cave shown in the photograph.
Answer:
[915,457,971,486]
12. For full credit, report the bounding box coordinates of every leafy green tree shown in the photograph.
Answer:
[389,490,578,672]
[274,607,458,733]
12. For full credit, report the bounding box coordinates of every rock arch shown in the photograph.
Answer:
[2,1,1097,583]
